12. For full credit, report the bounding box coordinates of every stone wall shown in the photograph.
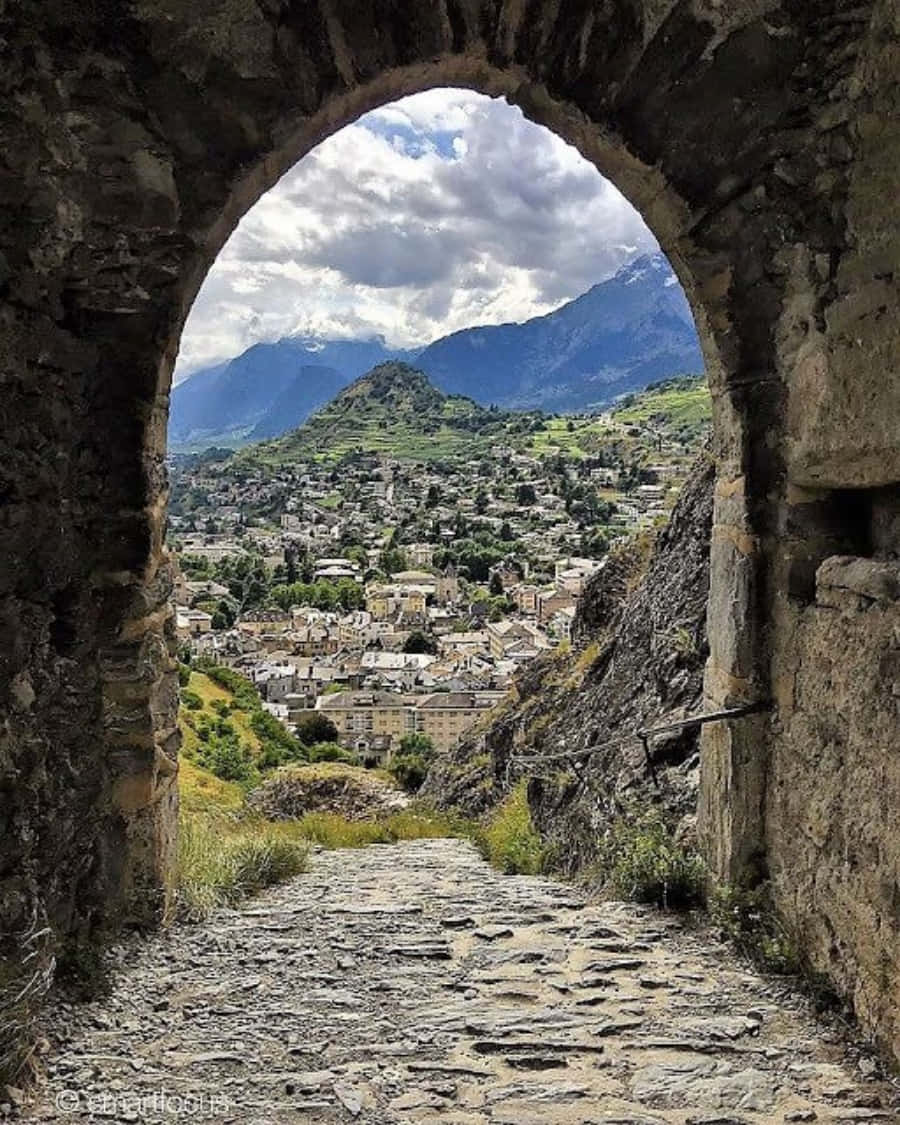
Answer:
[0,0,897,1062]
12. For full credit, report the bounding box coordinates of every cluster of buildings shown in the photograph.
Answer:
[168,424,700,764]
[172,551,605,765]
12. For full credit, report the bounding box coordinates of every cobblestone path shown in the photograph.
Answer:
[25,839,898,1123]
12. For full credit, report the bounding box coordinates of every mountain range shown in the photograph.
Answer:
[169,253,703,450]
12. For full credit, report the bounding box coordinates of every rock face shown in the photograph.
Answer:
[424,452,715,870]
[0,0,898,1063]
[247,764,409,822]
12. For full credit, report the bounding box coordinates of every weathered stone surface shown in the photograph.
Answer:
[22,840,898,1123]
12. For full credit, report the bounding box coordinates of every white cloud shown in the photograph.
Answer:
[175,89,658,378]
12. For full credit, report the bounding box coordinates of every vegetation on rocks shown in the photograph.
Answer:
[0,925,53,1088]
[246,761,408,821]
[709,884,802,977]
[288,809,468,850]
[388,733,438,793]
[596,808,706,910]
[478,781,547,875]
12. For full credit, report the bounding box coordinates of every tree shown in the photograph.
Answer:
[403,630,437,655]
[425,484,442,508]
[379,546,407,576]
[295,712,339,747]
[516,482,537,507]
[488,571,504,596]
[389,734,436,792]
[475,489,489,514]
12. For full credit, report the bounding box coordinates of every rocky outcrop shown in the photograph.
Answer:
[248,763,408,822]
[425,452,715,872]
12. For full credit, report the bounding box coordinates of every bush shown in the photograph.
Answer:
[177,662,192,687]
[251,707,305,763]
[195,661,258,711]
[180,690,203,711]
[601,809,705,910]
[295,712,339,747]
[388,734,436,793]
[479,781,545,875]
[709,884,801,975]
[175,811,308,923]
[196,731,256,783]
[307,741,358,765]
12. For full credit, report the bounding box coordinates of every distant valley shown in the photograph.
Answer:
[170,254,703,451]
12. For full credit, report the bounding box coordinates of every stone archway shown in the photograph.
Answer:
[1,0,897,1056]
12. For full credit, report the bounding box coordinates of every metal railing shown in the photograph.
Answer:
[506,700,771,789]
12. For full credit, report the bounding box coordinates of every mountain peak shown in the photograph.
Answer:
[245,363,496,465]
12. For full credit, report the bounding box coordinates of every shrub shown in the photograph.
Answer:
[388,734,436,792]
[195,661,258,711]
[251,707,306,764]
[479,781,545,875]
[175,812,308,923]
[196,731,256,783]
[304,741,358,765]
[601,809,705,910]
[295,712,339,747]
[177,662,192,687]
[180,689,203,711]
[709,884,801,976]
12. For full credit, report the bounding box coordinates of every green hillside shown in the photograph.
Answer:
[230,365,710,472]
[237,362,514,466]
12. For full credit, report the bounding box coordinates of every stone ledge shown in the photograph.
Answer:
[816,555,900,604]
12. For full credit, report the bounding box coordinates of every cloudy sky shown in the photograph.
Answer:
[176,88,658,379]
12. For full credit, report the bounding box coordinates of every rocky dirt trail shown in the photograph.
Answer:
[22,840,898,1124]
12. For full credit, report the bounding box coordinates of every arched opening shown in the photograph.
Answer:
[2,2,897,1060]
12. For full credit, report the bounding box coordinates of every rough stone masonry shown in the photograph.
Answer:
[0,0,897,1060]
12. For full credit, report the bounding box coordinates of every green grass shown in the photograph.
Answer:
[285,808,469,848]
[178,671,261,759]
[598,808,706,910]
[612,376,710,430]
[174,810,309,923]
[478,781,546,875]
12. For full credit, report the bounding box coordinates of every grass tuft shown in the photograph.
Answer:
[478,781,546,875]
[709,884,801,976]
[174,812,308,923]
[0,922,54,1087]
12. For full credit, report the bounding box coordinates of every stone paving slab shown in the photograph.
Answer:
[20,839,899,1123]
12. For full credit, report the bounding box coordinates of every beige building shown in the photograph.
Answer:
[316,689,503,762]
[366,583,428,620]
[537,588,577,624]
[411,692,503,750]
[176,608,213,640]
[486,619,551,660]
